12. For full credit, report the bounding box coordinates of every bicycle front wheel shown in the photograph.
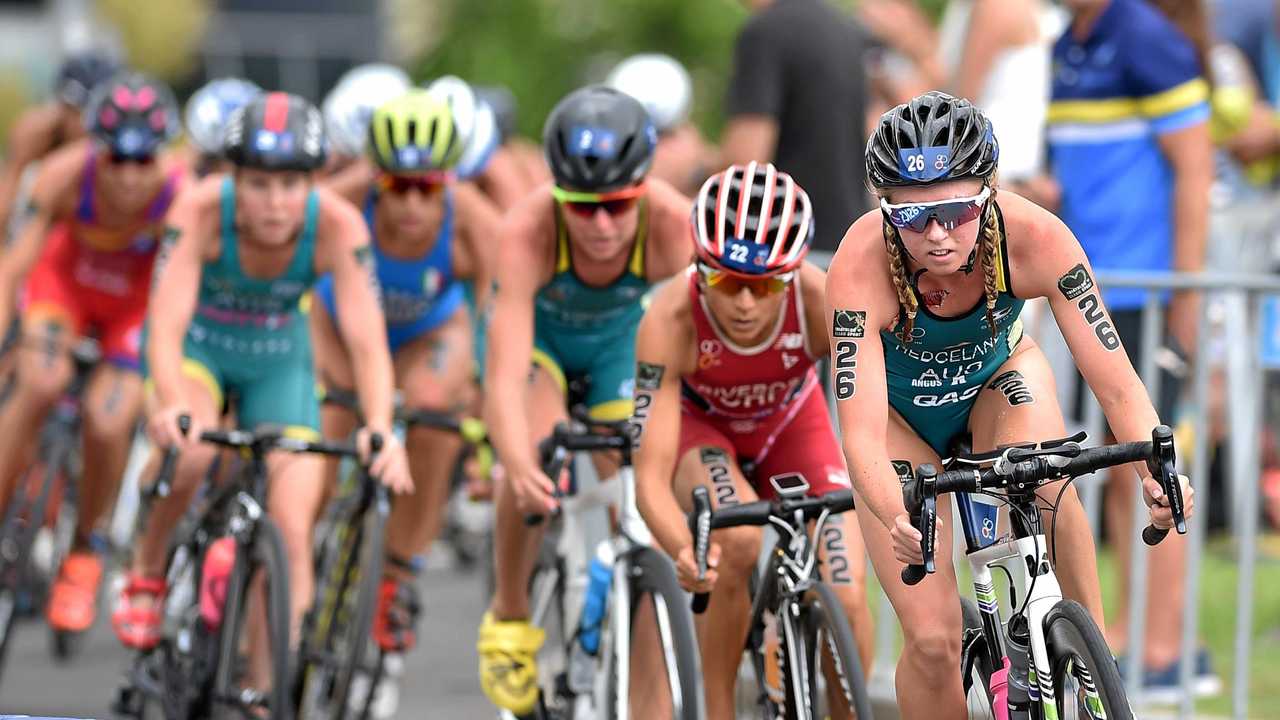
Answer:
[211,518,293,720]
[1044,599,1133,720]
[793,581,873,720]
[297,493,386,720]
[603,546,704,720]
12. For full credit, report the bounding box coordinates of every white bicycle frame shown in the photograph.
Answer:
[966,530,1065,715]
[518,463,687,720]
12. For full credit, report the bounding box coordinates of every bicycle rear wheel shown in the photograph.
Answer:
[1044,599,1133,720]
[297,492,386,720]
[211,518,293,720]
[601,546,704,720]
[794,581,872,720]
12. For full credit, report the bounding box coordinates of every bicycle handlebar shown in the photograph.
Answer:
[900,425,1185,586]
[686,488,856,614]
[523,419,635,526]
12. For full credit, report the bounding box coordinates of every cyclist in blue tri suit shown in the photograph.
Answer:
[476,85,693,716]
[825,92,1195,720]
[313,89,500,652]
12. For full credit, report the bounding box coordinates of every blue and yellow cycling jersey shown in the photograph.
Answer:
[1048,0,1210,310]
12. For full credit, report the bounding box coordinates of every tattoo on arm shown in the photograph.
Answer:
[1057,264,1119,351]
[831,309,865,401]
[353,245,382,301]
[630,362,665,448]
[833,339,858,400]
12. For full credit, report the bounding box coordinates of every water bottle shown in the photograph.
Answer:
[199,536,236,630]
[1005,615,1032,720]
[576,543,615,655]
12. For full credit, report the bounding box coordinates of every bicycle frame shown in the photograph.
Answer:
[959,489,1100,718]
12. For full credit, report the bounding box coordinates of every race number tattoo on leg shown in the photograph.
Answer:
[821,513,853,584]
[700,447,739,506]
[987,370,1035,406]
[1057,264,1120,351]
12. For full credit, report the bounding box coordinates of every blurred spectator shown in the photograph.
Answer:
[607,53,715,196]
[861,0,1065,209]
[721,0,875,254]
[1048,0,1217,698]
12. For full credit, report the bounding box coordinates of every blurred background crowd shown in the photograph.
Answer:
[0,0,1276,715]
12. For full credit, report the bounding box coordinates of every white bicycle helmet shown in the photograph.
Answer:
[425,75,499,180]
[184,77,262,155]
[323,63,411,158]
[605,53,693,133]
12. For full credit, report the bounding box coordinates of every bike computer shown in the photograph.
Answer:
[769,473,809,498]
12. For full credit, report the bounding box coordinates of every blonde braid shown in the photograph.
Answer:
[979,190,1002,340]
[884,222,919,343]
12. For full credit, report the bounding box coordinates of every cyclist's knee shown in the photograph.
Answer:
[12,357,71,407]
[715,525,763,579]
[167,447,218,496]
[82,402,138,445]
[901,621,962,672]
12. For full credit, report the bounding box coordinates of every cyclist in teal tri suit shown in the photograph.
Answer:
[115,94,411,683]
[477,86,693,716]
[825,92,1195,720]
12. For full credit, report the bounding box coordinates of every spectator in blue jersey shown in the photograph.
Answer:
[1048,0,1218,699]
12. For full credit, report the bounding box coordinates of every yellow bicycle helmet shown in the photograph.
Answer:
[367,89,464,173]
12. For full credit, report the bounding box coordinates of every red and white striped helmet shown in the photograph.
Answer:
[692,162,814,276]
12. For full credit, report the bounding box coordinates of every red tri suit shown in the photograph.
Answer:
[21,149,181,369]
[677,268,850,499]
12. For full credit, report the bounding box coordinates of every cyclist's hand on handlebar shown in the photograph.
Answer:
[675,542,719,594]
[359,427,413,494]
[891,512,939,566]
[148,406,199,449]
[1143,474,1194,529]
[509,465,558,515]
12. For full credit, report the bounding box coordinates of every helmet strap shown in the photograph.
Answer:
[958,200,993,275]
[884,215,918,264]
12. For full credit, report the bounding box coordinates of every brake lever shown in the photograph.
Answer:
[690,486,712,614]
[1142,424,1185,545]
[902,464,937,586]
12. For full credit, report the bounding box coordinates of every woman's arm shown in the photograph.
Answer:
[825,216,909,532]
[799,261,830,359]
[317,191,394,435]
[147,182,216,414]
[633,279,696,558]
[483,194,555,509]
[452,181,502,311]
[642,179,694,281]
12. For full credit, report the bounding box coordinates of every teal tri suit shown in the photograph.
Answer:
[531,200,651,421]
[883,208,1025,456]
[156,177,322,435]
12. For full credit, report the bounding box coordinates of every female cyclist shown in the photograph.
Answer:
[824,91,1194,719]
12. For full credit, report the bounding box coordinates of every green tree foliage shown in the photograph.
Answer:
[413,0,747,141]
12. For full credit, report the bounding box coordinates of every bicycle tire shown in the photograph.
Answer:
[961,598,996,719]
[1043,599,1133,720]
[211,518,293,720]
[522,536,566,717]
[603,546,705,720]
[298,491,386,720]
[795,581,873,720]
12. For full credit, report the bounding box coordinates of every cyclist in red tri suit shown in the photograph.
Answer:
[634,163,872,720]
[0,72,185,636]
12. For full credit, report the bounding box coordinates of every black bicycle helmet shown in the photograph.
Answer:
[56,51,122,109]
[543,85,655,192]
[84,72,180,159]
[865,91,999,189]
[224,91,327,172]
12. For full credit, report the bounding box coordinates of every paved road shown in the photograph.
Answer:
[0,559,496,718]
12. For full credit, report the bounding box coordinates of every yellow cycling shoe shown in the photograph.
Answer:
[477,611,546,715]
